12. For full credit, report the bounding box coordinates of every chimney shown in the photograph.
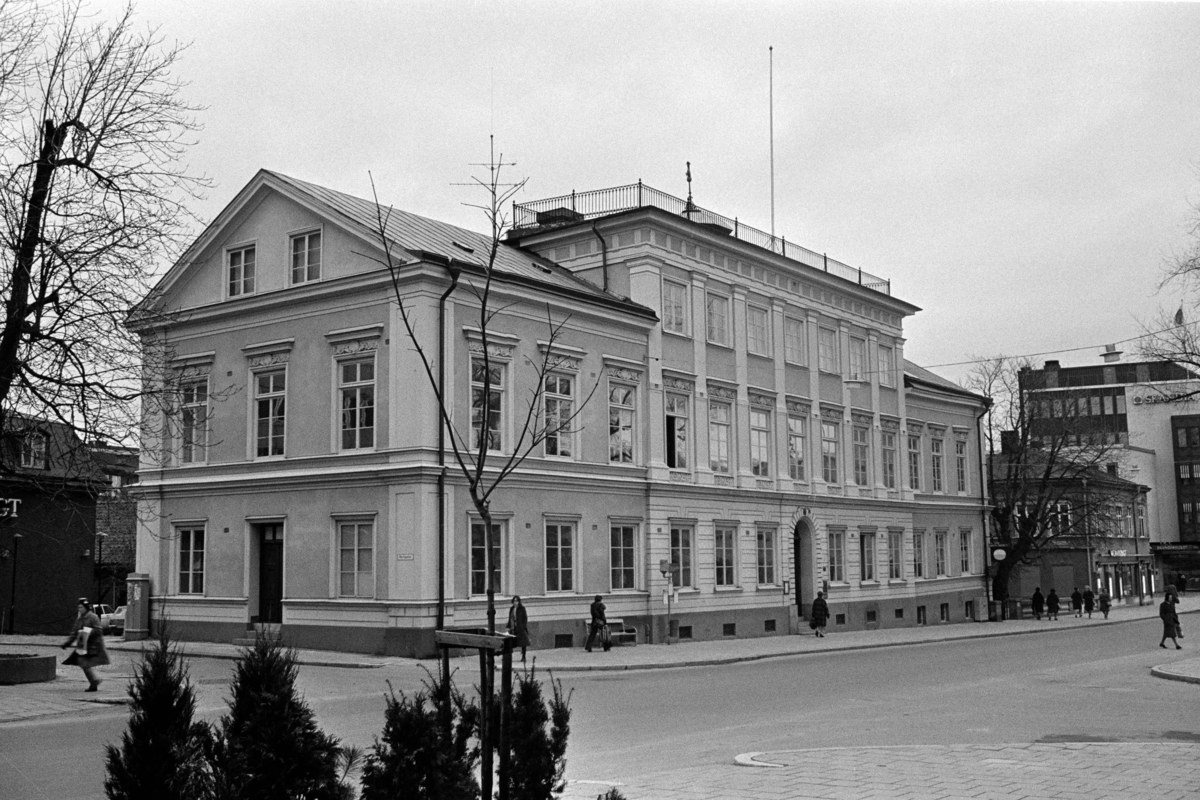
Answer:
[1101,344,1122,363]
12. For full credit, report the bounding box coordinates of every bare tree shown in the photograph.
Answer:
[0,0,204,476]
[367,143,600,800]
[968,356,1129,602]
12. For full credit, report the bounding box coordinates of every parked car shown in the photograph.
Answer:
[93,604,125,633]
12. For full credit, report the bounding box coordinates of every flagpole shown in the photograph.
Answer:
[769,45,775,246]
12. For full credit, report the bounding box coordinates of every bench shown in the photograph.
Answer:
[583,617,637,646]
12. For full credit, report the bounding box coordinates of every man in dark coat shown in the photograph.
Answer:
[1046,589,1060,620]
[1082,586,1095,618]
[809,591,830,637]
[585,595,608,652]
[1070,588,1083,618]
[1031,588,1045,620]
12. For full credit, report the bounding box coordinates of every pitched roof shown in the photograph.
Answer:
[263,171,649,312]
[904,359,987,403]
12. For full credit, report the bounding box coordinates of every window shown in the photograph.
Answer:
[757,529,777,585]
[913,531,925,578]
[849,337,866,381]
[545,522,575,592]
[955,440,967,493]
[228,245,255,297]
[610,525,637,590]
[178,527,205,594]
[888,530,904,579]
[747,306,770,356]
[470,519,503,596]
[609,384,636,463]
[853,425,870,486]
[879,345,895,387]
[881,431,897,489]
[340,358,375,450]
[787,415,806,481]
[544,374,574,458]
[706,293,730,345]
[709,401,731,474]
[471,359,504,452]
[821,421,840,483]
[20,431,46,469]
[338,520,374,598]
[255,370,286,457]
[670,526,694,587]
[935,531,947,576]
[828,529,845,582]
[750,409,771,477]
[665,393,689,469]
[960,529,972,574]
[1049,502,1071,535]
[908,434,921,490]
[291,230,321,284]
[179,379,208,463]
[931,437,944,492]
[662,280,688,335]
[784,317,806,364]
[715,526,736,587]
[818,328,839,373]
[860,532,876,581]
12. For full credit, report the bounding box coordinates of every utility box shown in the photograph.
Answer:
[124,573,151,641]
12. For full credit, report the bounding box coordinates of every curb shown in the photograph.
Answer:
[104,642,387,670]
[1150,664,1200,685]
[540,612,1191,674]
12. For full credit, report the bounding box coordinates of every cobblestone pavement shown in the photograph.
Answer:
[559,742,1200,800]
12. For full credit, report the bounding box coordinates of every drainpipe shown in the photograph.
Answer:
[590,222,609,292]
[437,261,461,688]
[975,399,993,618]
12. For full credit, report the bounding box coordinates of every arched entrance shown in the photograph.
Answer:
[792,515,816,620]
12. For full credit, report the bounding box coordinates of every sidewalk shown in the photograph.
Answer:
[3,593,1198,725]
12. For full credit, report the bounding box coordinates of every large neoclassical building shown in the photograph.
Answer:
[132,171,989,656]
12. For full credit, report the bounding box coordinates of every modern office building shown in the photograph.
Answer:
[131,171,989,656]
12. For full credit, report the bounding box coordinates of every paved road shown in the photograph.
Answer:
[2,599,1198,799]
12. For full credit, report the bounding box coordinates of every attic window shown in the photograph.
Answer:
[452,241,474,254]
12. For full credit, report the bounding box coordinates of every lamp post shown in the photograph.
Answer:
[95,532,108,606]
[1082,477,1094,591]
[8,533,22,635]
[659,559,679,644]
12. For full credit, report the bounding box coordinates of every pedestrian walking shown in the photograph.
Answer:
[1031,587,1045,620]
[1071,588,1083,618]
[1098,588,1111,619]
[1159,596,1183,650]
[60,597,109,691]
[1176,574,1188,595]
[1082,586,1095,618]
[1046,589,1060,621]
[506,595,530,663]
[809,591,829,637]
[584,594,609,652]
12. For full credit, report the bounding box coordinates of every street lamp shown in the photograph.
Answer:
[95,531,108,606]
[8,533,22,635]
[659,559,679,644]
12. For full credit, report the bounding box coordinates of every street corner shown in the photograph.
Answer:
[1150,656,1200,685]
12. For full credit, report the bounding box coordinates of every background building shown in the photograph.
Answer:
[1017,357,1200,595]
[132,171,989,656]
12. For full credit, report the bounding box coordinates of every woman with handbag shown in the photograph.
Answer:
[1159,596,1182,650]
[61,598,110,691]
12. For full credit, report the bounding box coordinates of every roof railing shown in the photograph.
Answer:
[513,180,891,296]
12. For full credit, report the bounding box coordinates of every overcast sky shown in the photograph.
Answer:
[117,1,1200,385]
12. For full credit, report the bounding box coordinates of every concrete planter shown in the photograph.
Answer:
[0,653,57,684]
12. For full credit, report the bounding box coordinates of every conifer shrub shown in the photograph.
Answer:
[104,628,214,800]
[211,633,351,800]
[359,671,480,800]
[503,666,572,800]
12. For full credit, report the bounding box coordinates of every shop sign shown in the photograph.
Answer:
[1132,392,1196,405]
[1108,549,1127,557]
[0,498,20,517]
